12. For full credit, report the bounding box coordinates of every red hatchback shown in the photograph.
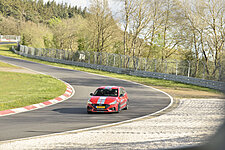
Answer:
[87,86,129,113]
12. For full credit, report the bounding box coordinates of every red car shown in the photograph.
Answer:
[87,86,129,113]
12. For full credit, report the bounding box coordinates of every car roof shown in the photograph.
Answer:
[98,86,123,89]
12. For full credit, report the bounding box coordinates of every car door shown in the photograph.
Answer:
[119,88,127,107]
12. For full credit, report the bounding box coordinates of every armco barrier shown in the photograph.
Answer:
[10,43,225,81]
[12,46,225,92]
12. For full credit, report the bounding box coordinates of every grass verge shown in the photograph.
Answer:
[0,71,66,111]
[0,44,224,99]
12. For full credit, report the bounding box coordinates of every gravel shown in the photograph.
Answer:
[0,99,224,150]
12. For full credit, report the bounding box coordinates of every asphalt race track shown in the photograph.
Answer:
[0,55,171,141]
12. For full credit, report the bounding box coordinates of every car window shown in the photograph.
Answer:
[120,88,126,96]
[94,89,118,97]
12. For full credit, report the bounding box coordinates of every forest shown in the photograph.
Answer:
[0,0,224,81]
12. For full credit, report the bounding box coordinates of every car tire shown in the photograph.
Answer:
[87,111,92,114]
[124,101,129,110]
[116,103,121,113]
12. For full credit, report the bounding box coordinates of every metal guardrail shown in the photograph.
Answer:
[11,45,225,92]
[12,45,225,81]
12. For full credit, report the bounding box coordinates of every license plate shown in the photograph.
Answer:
[96,106,105,109]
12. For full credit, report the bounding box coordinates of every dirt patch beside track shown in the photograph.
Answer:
[0,60,40,75]
[152,86,225,99]
[0,67,40,74]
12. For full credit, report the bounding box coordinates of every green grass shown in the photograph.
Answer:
[0,44,224,99]
[0,71,66,111]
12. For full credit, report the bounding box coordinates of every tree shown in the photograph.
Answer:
[121,0,152,68]
[88,0,119,52]
[122,0,136,56]
[0,15,20,35]
[180,0,225,79]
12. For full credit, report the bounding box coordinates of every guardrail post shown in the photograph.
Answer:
[120,55,122,68]
[188,60,191,77]
[53,49,56,58]
[140,58,143,70]
[58,49,61,59]
[63,50,66,60]
[59,50,61,59]
[202,62,205,79]
[144,58,147,71]
[137,58,140,70]
[154,59,157,72]
[71,51,74,61]
[175,60,178,75]
[20,45,23,52]
[124,55,127,68]
[219,63,222,81]
[127,56,130,69]
[123,55,126,68]
[38,48,40,56]
[100,52,102,65]
[44,48,46,57]
[134,57,137,70]
[31,47,35,55]
[164,60,168,73]
[106,53,109,66]
[25,46,29,54]
[132,57,134,70]
[88,52,90,64]
[93,52,96,64]
[48,49,50,57]
[113,54,116,67]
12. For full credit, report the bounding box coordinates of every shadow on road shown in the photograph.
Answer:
[53,108,87,114]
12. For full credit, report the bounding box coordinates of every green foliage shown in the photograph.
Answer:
[21,33,32,46]
[77,38,85,51]
[0,15,20,35]
[48,17,62,27]
[0,0,86,23]
[0,0,123,54]
[43,35,54,48]
[20,21,53,48]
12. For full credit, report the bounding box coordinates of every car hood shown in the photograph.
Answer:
[90,96,118,104]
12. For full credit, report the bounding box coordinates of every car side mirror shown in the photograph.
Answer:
[120,94,124,97]
[90,93,94,96]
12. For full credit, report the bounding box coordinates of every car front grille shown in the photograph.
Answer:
[92,104,110,109]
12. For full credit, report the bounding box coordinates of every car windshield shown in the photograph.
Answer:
[94,88,118,97]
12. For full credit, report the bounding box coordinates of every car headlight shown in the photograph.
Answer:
[110,100,117,105]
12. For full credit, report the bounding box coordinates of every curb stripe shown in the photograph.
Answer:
[0,83,74,117]
[11,108,27,113]
[55,97,63,101]
[24,105,37,110]
[42,101,52,106]
[0,110,15,115]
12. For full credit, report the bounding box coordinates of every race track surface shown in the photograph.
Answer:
[0,55,171,141]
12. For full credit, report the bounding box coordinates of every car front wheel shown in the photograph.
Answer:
[117,103,121,113]
[87,111,92,114]
[124,101,129,110]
